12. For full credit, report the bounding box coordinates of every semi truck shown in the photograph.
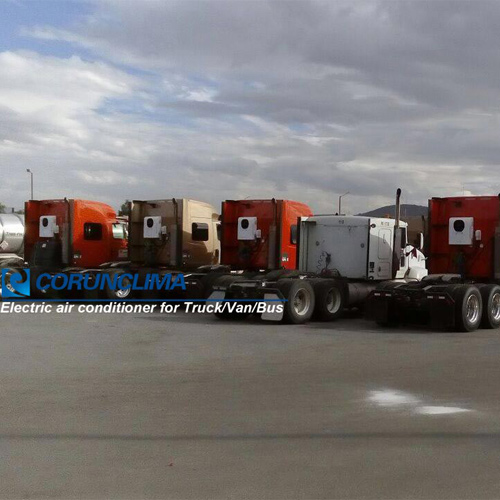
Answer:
[367,194,500,332]
[209,190,428,324]
[219,199,312,271]
[201,199,313,309]
[0,213,25,266]
[25,199,128,268]
[119,198,221,299]
[22,199,128,297]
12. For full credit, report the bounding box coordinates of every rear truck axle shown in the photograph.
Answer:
[209,271,377,324]
[365,274,497,332]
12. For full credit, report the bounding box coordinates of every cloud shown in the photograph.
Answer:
[8,0,500,214]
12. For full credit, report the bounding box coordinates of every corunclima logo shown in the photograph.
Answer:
[1,269,186,298]
[1,269,31,298]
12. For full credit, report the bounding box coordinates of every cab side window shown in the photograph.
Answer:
[112,223,127,240]
[192,222,209,241]
[84,223,103,241]
[290,224,298,245]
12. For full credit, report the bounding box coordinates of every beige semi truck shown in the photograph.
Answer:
[129,198,220,269]
[97,198,222,299]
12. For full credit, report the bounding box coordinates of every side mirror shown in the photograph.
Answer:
[418,232,424,251]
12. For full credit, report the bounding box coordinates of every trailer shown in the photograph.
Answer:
[209,191,427,324]
[367,194,500,331]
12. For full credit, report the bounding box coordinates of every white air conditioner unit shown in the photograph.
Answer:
[238,217,260,240]
[449,217,474,245]
[39,215,58,237]
[143,216,163,239]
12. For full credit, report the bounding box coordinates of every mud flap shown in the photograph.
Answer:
[365,296,389,322]
[261,293,284,321]
[428,300,455,329]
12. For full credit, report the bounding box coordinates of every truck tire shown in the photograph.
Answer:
[276,279,315,324]
[313,279,346,321]
[479,284,500,329]
[104,270,133,300]
[454,285,482,332]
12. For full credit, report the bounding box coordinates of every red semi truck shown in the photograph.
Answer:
[200,199,313,303]
[220,199,312,271]
[367,194,500,331]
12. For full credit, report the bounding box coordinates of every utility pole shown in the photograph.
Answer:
[26,169,33,200]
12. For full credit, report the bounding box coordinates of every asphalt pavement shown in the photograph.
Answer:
[1,306,500,498]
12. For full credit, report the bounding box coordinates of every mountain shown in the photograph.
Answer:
[359,204,428,218]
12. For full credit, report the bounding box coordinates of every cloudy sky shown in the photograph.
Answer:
[1,0,500,214]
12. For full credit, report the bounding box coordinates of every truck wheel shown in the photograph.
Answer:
[479,284,500,329]
[313,279,346,321]
[276,279,315,324]
[454,285,482,332]
[105,270,133,300]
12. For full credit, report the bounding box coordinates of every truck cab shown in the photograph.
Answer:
[298,215,427,281]
[368,195,500,332]
[220,199,313,270]
[128,198,220,270]
[25,199,128,269]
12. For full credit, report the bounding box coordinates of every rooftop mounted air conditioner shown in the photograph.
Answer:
[39,216,58,237]
[449,217,474,245]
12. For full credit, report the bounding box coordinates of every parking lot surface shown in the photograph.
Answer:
[1,307,500,498]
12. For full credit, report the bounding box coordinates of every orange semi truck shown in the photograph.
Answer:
[23,199,128,297]
[25,199,128,269]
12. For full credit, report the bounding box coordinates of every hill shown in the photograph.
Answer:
[359,204,428,218]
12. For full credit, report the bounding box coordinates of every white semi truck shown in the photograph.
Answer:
[210,189,428,324]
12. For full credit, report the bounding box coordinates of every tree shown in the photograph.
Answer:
[119,200,131,216]
[0,202,5,214]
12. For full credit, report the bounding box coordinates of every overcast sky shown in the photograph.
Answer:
[1,0,500,214]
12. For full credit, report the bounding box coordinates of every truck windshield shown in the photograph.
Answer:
[112,223,127,240]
